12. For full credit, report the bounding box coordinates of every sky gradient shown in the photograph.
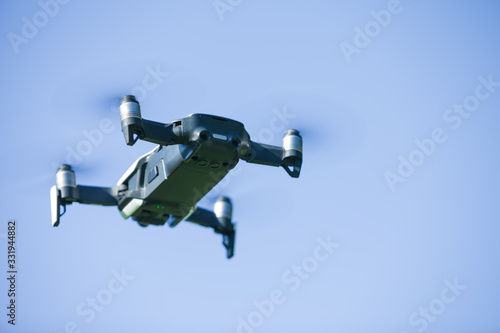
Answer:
[1,1,500,332]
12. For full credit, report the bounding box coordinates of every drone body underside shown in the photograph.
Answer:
[51,95,303,258]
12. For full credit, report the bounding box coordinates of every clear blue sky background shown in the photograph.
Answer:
[1,1,500,332]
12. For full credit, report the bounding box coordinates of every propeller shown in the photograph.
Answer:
[188,92,369,222]
[17,152,103,191]
[49,62,206,130]
[232,91,367,159]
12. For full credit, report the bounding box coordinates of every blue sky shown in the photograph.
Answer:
[1,1,500,332]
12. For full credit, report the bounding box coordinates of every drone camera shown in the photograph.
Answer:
[120,95,144,145]
[194,128,211,142]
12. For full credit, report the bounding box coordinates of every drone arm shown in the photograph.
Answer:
[135,119,181,146]
[241,129,303,178]
[74,185,120,206]
[243,142,283,166]
[51,168,124,227]
[184,199,236,258]
[185,207,221,230]
[119,95,188,146]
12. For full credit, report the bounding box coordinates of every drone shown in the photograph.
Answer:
[50,95,303,258]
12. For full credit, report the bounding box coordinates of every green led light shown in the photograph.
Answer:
[156,205,160,209]
[161,206,165,210]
